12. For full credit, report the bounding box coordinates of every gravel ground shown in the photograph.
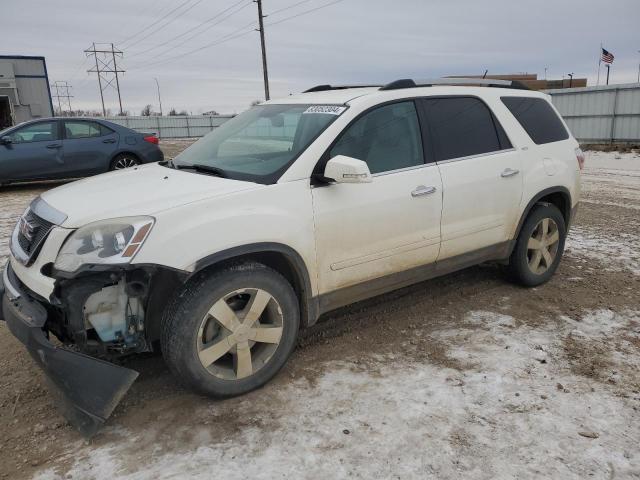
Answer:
[0,146,639,479]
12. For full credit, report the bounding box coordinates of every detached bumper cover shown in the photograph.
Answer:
[1,263,138,437]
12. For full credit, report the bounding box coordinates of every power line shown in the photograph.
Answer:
[130,0,349,72]
[127,0,251,59]
[122,0,206,51]
[117,0,195,48]
[131,24,256,71]
[266,0,348,26]
[268,0,315,16]
[127,0,323,69]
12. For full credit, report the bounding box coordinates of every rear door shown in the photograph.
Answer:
[62,120,119,175]
[312,100,443,297]
[0,120,63,181]
[420,96,522,260]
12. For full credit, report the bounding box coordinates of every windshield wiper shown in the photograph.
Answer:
[175,163,228,178]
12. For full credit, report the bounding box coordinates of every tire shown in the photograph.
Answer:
[508,203,566,287]
[161,262,300,397]
[110,153,141,170]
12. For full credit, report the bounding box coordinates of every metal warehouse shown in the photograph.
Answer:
[0,55,53,130]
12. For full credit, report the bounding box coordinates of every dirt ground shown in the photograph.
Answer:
[0,145,639,479]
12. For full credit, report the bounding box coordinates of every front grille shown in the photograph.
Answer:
[16,209,55,264]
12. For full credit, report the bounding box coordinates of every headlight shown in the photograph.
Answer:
[54,216,154,273]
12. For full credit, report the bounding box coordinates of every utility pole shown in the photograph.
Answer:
[567,72,574,88]
[637,50,640,83]
[50,81,73,115]
[255,0,270,100]
[154,77,163,116]
[85,42,126,116]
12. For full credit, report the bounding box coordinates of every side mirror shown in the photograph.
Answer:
[324,155,372,184]
[0,136,11,145]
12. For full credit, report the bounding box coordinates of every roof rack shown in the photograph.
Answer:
[380,78,530,91]
[303,84,381,93]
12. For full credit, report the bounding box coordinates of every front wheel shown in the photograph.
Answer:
[508,203,566,287]
[161,263,300,397]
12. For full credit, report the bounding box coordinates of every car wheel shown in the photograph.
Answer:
[161,263,300,397]
[110,154,141,170]
[508,203,566,287]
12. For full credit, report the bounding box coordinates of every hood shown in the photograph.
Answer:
[41,163,260,228]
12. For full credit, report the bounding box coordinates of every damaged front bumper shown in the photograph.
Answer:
[0,263,138,437]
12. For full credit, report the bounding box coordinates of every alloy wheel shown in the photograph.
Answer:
[527,217,560,275]
[114,157,139,169]
[196,288,284,380]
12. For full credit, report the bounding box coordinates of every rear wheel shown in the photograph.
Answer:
[508,203,566,287]
[110,153,141,170]
[161,263,300,397]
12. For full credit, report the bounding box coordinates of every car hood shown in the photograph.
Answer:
[41,163,260,228]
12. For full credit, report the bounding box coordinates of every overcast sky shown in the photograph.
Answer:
[4,0,640,115]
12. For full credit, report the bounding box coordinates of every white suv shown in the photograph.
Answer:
[1,78,581,436]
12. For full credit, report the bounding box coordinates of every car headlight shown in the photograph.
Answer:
[54,216,154,273]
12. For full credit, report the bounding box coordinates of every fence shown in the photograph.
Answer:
[547,83,640,144]
[104,115,233,139]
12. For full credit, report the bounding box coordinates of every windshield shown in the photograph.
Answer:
[172,104,345,184]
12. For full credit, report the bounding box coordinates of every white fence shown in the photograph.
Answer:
[547,83,640,144]
[104,115,233,139]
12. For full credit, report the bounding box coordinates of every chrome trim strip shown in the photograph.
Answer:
[30,197,67,225]
[435,148,516,165]
[372,162,438,178]
[3,264,21,300]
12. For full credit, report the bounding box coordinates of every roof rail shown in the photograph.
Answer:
[379,78,530,91]
[303,84,380,93]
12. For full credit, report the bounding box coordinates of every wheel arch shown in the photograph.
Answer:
[190,243,319,329]
[509,186,572,256]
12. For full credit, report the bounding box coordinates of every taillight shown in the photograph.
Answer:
[144,135,159,145]
[575,148,585,170]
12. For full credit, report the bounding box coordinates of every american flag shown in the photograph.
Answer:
[601,48,614,64]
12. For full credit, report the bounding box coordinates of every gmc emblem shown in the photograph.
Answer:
[19,217,36,242]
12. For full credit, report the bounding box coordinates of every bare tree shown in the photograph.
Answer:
[141,104,153,116]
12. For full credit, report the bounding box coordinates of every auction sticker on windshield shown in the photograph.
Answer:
[303,105,347,115]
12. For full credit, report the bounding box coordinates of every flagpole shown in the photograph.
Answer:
[597,42,602,86]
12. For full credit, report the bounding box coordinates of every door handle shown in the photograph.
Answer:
[501,168,520,178]
[46,143,62,149]
[102,138,116,144]
[411,185,437,197]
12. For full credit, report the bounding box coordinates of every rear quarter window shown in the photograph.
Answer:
[501,97,569,145]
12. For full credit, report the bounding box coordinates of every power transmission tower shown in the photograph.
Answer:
[85,42,126,116]
[50,81,73,116]
[255,0,270,100]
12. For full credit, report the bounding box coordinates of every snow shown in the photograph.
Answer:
[34,309,640,480]
[566,226,640,276]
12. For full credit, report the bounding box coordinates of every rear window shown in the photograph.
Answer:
[501,97,569,145]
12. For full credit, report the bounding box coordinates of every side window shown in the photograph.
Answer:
[329,101,424,174]
[9,121,58,144]
[64,121,103,140]
[501,96,569,145]
[422,97,508,162]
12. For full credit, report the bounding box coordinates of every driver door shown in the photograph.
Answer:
[311,101,443,301]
